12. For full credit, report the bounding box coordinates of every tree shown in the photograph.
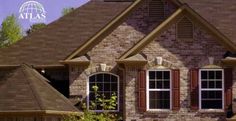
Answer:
[62,7,75,16]
[26,23,46,35]
[0,14,23,47]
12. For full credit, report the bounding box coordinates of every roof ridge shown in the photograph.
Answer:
[22,65,78,111]
[21,65,46,110]
[119,4,236,60]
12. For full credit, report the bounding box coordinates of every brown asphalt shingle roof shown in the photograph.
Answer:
[181,0,236,44]
[0,64,78,112]
[0,1,132,66]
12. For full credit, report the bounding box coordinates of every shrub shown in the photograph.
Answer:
[62,86,120,121]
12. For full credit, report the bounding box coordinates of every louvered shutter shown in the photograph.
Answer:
[177,17,193,39]
[138,70,146,112]
[224,68,233,111]
[149,0,164,20]
[190,68,199,110]
[172,69,180,110]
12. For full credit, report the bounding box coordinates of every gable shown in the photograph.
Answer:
[180,0,236,44]
[64,0,181,62]
[119,5,236,60]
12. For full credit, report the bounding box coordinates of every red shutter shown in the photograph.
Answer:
[224,68,233,111]
[137,70,146,112]
[190,68,199,110]
[172,69,180,111]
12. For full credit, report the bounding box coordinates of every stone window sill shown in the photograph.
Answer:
[146,109,171,113]
[198,109,225,113]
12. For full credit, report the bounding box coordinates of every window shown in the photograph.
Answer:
[87,73,119,111]
[199,69,224,109]
[147,70,171,110]
[149,0,164,21]
[177,17,193,39]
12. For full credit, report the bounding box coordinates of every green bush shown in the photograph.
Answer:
[62,86,120,121]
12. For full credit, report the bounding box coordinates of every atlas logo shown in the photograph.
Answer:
[19,1,46,23]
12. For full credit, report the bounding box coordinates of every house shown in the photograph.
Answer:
[0,0,236,120]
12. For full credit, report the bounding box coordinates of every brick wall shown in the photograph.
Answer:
[69,0,176,110]
[124,24,231,120]
[68,0,234,120]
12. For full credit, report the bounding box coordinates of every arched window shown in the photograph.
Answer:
[177,17,194,39]
[87,73,119,111]
[149,0,165,21]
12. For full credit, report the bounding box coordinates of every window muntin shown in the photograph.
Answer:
[199,69,224,109]
[88,73,119,111]
[147,70,171,110]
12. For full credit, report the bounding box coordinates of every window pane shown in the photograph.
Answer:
[90,75,96,83]
[156,71,162,79]
[149,91,170,109]
[202,100,222,109]
[111,75,117,82]
[209,71,214,79]
[201,71,207,79]
[104,74,110,82]
[164,71,170,79]
[104,92,111,99]
[89,83,96,91]
[89,92,95,101]
[149,81,155,89]
[111,83,117,91]
[202,91,222,99]
[216,71,222,79]
[202,81,207,88]
[149,71,155,79]
[209,81,215,88]
[215,81,222,88]
[97,74,103,82]
[156,81,162,88]
[97,83,103,91]
[104,83,111,91]
[163,81,170,88]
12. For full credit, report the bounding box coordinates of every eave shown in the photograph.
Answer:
[0,110,81,116]
[221,58,236,66]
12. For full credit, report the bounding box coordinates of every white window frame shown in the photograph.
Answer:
[87,72,119,112]
[199,69,224,110]
[146,69,172,111]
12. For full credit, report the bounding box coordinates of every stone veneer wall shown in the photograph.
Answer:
[68,0,236,120]
[69,0,177,111]
[124,23,235,121]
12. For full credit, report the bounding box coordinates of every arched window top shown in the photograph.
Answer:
[149,0,165,21]
[177,17,194,39]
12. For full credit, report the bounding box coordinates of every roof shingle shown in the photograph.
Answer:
[0,1,132,66]
[181,0,236,44]
[0,64,78,112]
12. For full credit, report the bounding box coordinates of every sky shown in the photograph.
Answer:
[0,0,89,32]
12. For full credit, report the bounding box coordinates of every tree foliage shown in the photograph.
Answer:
[0,14,23,47]
[26,23,46,35]
[62,7,75,16]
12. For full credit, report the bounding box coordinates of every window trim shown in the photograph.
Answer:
[146,69,172,111]
[87,72,120,112]
[199,69,224,110]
